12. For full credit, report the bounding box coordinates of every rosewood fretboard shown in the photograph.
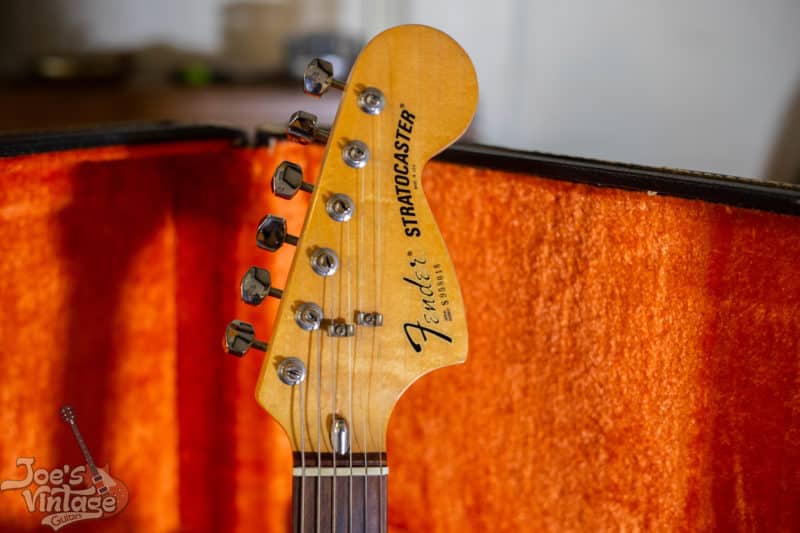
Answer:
[292,452,387,533]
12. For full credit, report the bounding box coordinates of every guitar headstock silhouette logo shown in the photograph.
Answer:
[0,405,129,531]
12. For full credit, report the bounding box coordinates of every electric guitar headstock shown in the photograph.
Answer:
[60,404,76,424]
[225,22,476,460]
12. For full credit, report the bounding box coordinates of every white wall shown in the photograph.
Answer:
[360,0,800,179]
[4,0,800,179]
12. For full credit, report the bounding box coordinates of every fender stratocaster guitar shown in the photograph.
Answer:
[224,25,478,532]
[59,405,129,516]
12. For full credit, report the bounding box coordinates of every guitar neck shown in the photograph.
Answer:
[68,421,99,477]
[221,24,475,533]
[292,452,387,533]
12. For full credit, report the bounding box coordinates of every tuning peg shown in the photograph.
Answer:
[303,58,345,97]
[272,161,314,199]
[256,214,299,252]
[241,266,283,305]
[223,320,267,357]
[287,111,329,144]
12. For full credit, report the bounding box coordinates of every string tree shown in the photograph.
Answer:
[326,319,355,338]
[330,415,350,455]
[355,311,383,327]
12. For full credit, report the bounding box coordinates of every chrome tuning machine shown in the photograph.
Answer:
[303,58,345,97]
[223,320,267,357]
[287,111,329,144]
[240,266,283,305]
[256,214,298,252]
[272,161,314,199]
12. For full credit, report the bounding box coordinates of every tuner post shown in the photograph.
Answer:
[326,193,355,222]
[277,357,307,386]
[309,247,339,276]
[342,140,370,168]
[358,87,386,115]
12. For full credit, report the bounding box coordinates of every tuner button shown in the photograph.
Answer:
[241,266,283,305]
[256,214,299,252]
[223,320,268,357]
[287,111,329,144]
[272,161,314,199]
[303,58,345,97]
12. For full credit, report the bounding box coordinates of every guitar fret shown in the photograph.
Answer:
[292,452,387,532]
[293,451,386,468]
[293,466,388,477]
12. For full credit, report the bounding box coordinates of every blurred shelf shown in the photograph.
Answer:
[0,84,340,134]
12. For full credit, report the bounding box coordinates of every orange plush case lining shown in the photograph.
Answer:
[0,135,798,531]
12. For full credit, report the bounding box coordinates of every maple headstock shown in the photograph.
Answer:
[229,25,478,454]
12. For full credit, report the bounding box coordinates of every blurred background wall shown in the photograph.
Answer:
[1,0,799,181]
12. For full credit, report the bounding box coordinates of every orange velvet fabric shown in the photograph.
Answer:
[0,140,798,532]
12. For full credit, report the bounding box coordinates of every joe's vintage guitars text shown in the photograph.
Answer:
[224,25,478,532]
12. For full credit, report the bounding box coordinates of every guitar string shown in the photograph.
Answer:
[309,97,413,533]
[299,371,306,533]
[325,162,348,532]
[293,199,311,532]
[331,165,354,532]
[373,114,385,533]
[332,107,382,531]
[312,126,382,532]
[301,193,315,533]
[336,180,357,533]
[316,297,323,533]
[330,272,337,533]
[359,146,369,533]
[366,107,388,533]
[346,197,354,533]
